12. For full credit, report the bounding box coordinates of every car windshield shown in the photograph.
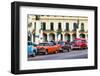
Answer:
[49,43,54,46]
[39,43,49,46]
[72,39,87,43]
[72,40,81,43]
[50,41,56,45]
[58,41,65,45]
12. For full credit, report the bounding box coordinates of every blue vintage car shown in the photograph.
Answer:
[28,41,37,57]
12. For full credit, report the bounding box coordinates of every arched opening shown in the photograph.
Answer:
[58,22,62,30]
[81,23,85,31]
[72,34,76,40]
[65,23,69,31]
[73,23,77,31]
[41,22,46,30]
[43,33,47,42]
[80,33,85,38]
[60,34,63,41]
[64,33,70,42]
[49,33,55,41]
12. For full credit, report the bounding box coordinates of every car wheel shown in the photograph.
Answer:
[61,49,64,53]
[59,48,63,52]
[44,50,48,55]
[55,50,58,54]
[85,46,88,49]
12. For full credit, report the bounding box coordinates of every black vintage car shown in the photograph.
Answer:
[58,41,71,52]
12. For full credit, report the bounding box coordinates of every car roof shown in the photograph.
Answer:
[39,42,52,44]
[75,38,86,40]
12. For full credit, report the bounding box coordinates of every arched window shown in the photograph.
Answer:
[49,33,55,41]
[43,33,47,42]
[50,22,54,30]
[81,23,84,31]
[42,22,46,30]
[64,33,70,42]
[80,34,85,38]
[73,23,77,31]
[58,22,62,30]
[66,23,69,31]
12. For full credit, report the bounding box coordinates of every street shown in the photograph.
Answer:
[28,49,88,61]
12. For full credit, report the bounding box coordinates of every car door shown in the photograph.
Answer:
[47,43,53,53]
[50,43,56,52]
[82,40,87,47]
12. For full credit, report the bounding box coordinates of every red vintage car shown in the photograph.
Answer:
[71,38,88,50]
[37,42,61,55]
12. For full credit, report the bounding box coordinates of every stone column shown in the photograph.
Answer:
[70,33,73,41]
[55,33,58,42]
[47,33,50,42]
[39,30,43,43]
[62,22,66,31]
[58,34,61,41]
[76,29,79,38]
[62,33,65,41]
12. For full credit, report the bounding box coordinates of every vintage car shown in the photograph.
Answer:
[27,41,37,57]
[71,38,88,50]
[37,42,61,55]
[58,41,71,52]
[49,40,62,51]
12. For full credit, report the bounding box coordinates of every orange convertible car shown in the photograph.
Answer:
[37,42,61,55]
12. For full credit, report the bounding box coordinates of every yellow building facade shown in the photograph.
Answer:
[28,15,88,43]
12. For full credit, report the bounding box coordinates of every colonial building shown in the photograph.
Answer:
[28,15,88,44]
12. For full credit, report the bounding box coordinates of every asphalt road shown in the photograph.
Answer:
[28,49,88,61]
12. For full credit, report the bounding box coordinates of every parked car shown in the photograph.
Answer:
[49,40,62,51]
[58,41,71,52]
[49,40,56,45]
[37,42,61,55]
[71,38,88,50]
[27,41,37,57]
